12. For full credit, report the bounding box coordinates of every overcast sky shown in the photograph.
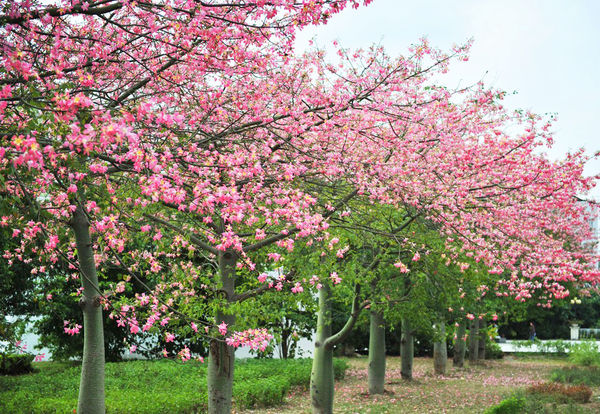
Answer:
[295,0,600,200]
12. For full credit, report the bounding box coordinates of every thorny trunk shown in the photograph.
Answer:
[72,205,105,414]
[433,320,447,375]
[310,284,334,414]
[453,319,466,368]
[368,310,386,394]
[468,318,479,363]
[478,319,487,360]
[400,317,414,380]
[207,251,236,414]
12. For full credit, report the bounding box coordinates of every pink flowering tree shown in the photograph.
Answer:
[2,3,598,414]
[0,1,373,413]
[265,42,599,409]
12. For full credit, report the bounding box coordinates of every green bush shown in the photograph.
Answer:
[235,375,290,409]
[551,366,600,386]
[485,341,504,359]
[0,353,35,375]
[568,342,600,367]
[486,390,594,414]
[538,340,573,355]
[484,395,526,414]
[333,358,349,380]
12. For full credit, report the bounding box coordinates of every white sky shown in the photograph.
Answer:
[295,0,600,200]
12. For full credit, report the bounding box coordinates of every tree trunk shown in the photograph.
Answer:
[207,251,236,414]
[433,320,447,375]
[468,318,479,364]
[311,284,334,414]
[71,205,105,414]
[453,319,466,368]
[368,310,386,394]
[280,322,290,359]
[400,317,414,380]
[478,319,487,360]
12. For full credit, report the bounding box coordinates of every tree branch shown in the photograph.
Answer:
[323,283,365,349]
[142,213,219,255]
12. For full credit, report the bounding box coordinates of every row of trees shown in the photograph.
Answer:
[1,1,598,413]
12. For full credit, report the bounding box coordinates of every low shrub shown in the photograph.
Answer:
[235,375,290,409]
[568,341,600,367]
[333,358,349,380]
[487,390,593,414]
[484,395,526,414]
[551,365,600,386]
[538,340,572,355]
[527,382,592,404]
[485,341,504,359]
[0,353,35,375]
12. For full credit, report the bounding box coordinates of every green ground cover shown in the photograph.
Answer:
[3,355,600,413]
[0,358,347,413]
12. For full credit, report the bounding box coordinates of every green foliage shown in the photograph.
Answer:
[487,389,594,414]
[0,353,34,375]
[510,339,578,355]
[539,340,573,355]
[568,341,600,367]
[0,358,349,413]
[484,395,526,414]
[551,366,600,386]
[234,376,290,409]
[333,358,349,380]
[238,289,316,359]
[485,340,504,359]
[497,294,600,340]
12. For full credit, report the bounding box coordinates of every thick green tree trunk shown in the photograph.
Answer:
[368,310,386,394]
[207,251,236,414]
[400,318,414,380]
[453,319,466,368]
[311,284,334,414]
[478,319,487,360]
[71,205,105,414]
[433,320,447,375]
[468,318,479,364]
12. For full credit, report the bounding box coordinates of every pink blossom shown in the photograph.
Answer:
[394,261,410,273]
[291,282,304,293]
[218,322,228,336]
[64,321,82,335]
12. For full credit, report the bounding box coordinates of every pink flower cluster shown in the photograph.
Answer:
[225,329,274,351]
[64,320,82,336]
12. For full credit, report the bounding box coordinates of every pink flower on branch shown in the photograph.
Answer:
[217,322,228,336]
[225,329,274,352]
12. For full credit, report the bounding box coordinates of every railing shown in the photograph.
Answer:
[579,328,600,340]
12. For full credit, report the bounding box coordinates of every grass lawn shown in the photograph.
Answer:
[0,358,344,413]
[2,355,599,413]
